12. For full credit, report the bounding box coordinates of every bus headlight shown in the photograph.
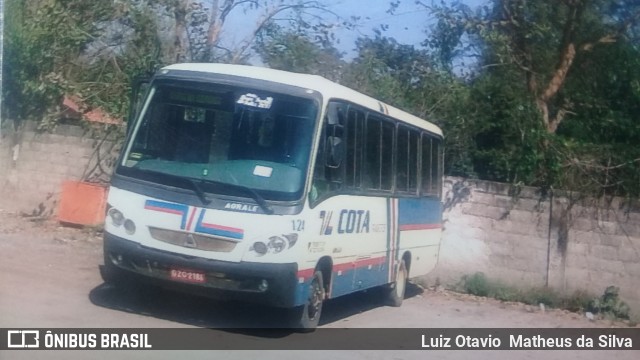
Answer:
[108,208,125,226]
[283,233,298,248]
[252,241,268,255]
[251,233,298,256]
[268,236,287,253]
[123,219,137,235]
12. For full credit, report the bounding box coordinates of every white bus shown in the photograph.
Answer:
[101,63,444,330]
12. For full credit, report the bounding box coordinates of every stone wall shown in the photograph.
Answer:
[0,121,121,215]
[430,177,640,315]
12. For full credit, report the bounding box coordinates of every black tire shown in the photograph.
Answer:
[99,261,124,285]
[290,270,325,331]
[100,262,157,298]
[384,259,407,307]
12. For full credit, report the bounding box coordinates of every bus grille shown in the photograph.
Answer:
[148,227,238,252]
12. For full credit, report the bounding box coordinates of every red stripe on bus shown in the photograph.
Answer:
[399,223,442,231]
[333,256,386,272]
[186,208,198,231]
[200,222,244,234]
[296,268,315,280]
[144,205,183,215]
[297,257,386,281]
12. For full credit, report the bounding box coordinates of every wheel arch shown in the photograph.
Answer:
[400,251,412,277]
[315,256,333,297]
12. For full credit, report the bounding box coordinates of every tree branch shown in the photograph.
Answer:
[229,1,338,64]
[580,7,640,51]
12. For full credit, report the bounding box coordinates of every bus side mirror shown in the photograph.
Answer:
[128,77,151,134]
[325,135,343,168]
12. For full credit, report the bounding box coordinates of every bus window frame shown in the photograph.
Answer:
[309,99,443,208]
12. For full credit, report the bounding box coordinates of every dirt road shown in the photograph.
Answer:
[0,212,638,359]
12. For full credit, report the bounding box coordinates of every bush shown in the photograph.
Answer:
[456,273,632,321]
[588,286,631,320]
[459,272,491,297]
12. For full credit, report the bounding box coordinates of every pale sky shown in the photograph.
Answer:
[221,0,489,61]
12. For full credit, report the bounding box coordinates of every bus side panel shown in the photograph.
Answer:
[302,195,389,299]
[396,197,442,277]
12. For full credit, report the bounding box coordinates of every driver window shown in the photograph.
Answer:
[311,101,347,202]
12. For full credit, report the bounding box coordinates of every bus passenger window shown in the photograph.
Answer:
[364,117,382,190]
[363,116,393,191]
[421,134,442,197]
[397,126,419,193]
[431,138,443,196]
[345,108,364,188]
[380,121,394,190]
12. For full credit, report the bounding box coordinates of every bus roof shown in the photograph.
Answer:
[162,63,443,137]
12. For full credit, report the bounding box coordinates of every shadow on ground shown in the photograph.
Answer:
[88,278,424,334]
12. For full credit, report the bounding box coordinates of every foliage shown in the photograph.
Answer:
[3,0,163,128]
[69,2,164,120]
[3,0,112,124]
[458,272,491,297]
[588,286,631,320]
[423,0,640,196]
[148,0,347,63]
[253,23,346,81]
[3,0,350,131]
[457,273,632,320]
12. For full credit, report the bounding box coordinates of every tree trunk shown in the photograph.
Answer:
[173,0,190,62]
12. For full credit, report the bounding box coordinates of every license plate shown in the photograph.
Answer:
[169,268,206,284]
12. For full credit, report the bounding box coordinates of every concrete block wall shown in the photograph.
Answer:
[0,121,121,215]
[430,177,640,315]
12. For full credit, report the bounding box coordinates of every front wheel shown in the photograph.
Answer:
[290,270,325,331]
[384,259,407,307]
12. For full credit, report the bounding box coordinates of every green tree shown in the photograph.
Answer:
[3,0,112,124]
[424,0,640,194]
[253,23,346,81]
[3,0,166,127]
[2,0,350,128]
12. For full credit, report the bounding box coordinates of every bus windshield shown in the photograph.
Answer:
[120,80,318,202]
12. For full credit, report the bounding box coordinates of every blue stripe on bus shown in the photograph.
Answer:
[144,200,190,230]
[193,209,244,239]
[294,261,391,305]
[397,197,442,228]
[328,265,390,299]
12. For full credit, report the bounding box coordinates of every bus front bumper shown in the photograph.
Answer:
[101,232,301,308]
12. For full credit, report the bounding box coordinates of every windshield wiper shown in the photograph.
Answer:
[127,167,273,213]
[185,178,211,205]
[238,184,274,215]
[129,168,211,205]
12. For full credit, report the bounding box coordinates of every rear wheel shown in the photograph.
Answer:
[384,259,407,307]
[290,270,325,331]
